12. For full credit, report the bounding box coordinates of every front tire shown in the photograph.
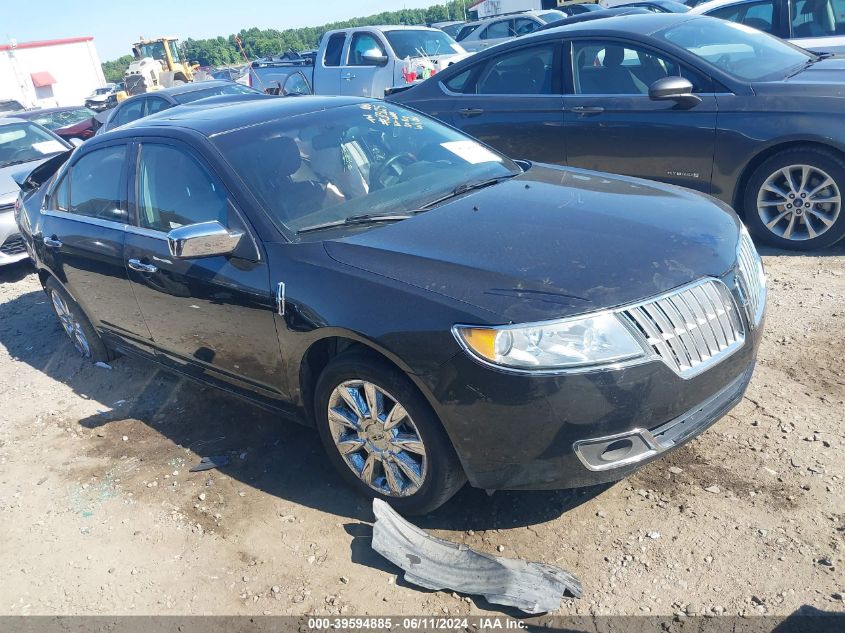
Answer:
[743,147,845,250]
[314,352,465,515]
[45,277,112,363]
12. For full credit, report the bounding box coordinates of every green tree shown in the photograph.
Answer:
[101,54,133,83]
[102,1,470,69]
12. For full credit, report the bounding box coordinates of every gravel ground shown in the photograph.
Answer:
[0,245,842,619]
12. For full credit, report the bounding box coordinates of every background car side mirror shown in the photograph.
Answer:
[361,49,389,66]
[648,76,702,107]
[167,221,243,259]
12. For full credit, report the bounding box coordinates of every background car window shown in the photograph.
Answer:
[50,174,69,212]
[483,20,513,39]
[709,0,776,33]
[0,121,67,167]
[283,73,311,95]
[513,18,540,35]
[137,144,229,232]
[348,33,385,65]
[456,24,480,41]
[114,100,144,127]
[145,98,170,115]
[323,33,346,66]
[68,146,126,221]
[573,40,704,94]
[791,0,844,36]
[172,84,257,104]
[443,67,474,92]
[476,44,556,94]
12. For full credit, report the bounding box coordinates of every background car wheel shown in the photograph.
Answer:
[45,277,112,363]
[744,147,845,250]
[314,351,466,515]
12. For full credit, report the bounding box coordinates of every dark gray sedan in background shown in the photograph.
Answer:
[390,14,845,250]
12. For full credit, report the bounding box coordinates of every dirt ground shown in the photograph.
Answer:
[0,244,843,620]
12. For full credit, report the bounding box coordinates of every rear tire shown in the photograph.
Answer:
[45,277,112,363]
[314,351,466,515]
[743,147,845,250]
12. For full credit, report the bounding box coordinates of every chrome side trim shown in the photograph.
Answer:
[42,209,125,232]
[275,281,285,316]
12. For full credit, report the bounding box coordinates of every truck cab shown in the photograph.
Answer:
[250,26,470,99]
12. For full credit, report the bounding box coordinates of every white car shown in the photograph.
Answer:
[455,10,567,52]
[691,0,845,54]
[0,118,71,266]
[84,83,121,112]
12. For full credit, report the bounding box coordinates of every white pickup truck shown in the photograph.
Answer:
[248,25,470,98]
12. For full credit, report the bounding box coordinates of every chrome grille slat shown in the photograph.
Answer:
[620,279,745,379]
[736,230,765,327]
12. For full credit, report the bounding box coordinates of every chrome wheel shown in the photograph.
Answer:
[327,380,428,497]
[757,164,841,241]
[51,289,90,358]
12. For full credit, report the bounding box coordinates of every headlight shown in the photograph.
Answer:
[453,312,646,371]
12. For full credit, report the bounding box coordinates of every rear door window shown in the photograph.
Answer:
[144,97,171,116]
[68,145,127,222]
[324,33,346,66]
[477,44,557,94]
[483,19,513,39]
[708,0,777,34]
[114,99,145,127]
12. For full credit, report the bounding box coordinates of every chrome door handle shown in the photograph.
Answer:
[44,236,63,248]
[570,106,605,115]
[458,107,484,117]
[127,258,158,274]
[342,73,356,80]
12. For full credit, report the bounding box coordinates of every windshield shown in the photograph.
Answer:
[656,17,812,81]
[172,83,259,104]
[212,103,519,235]
[0,122,68,168]
[138,42,166,60]
[385,30,465,57]
[31,108,96,130]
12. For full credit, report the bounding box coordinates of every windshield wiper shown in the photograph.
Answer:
[785,52,833,79]
[296,212,421,235]
[418,174,519,210]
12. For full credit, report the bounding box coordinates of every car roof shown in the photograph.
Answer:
[11,106,89,117]
[134,79,236,99]
[689,0,742,12]
[528,11,699,36]
[0,117,28,126]
[114,96,370,137]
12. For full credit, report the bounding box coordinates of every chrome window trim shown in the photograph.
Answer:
[42,209,127,232]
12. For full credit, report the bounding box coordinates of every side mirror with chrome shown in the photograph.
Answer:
[648,76,701,107]
[166,221,243,259]
[361,49,389,66]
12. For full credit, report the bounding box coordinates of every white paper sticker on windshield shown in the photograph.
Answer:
[441,140,501,165]
[32,140,66,154]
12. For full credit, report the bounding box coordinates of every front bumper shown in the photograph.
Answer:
[421,290,763,491]
[0,207,28,266]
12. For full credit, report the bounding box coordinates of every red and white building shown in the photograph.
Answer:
[0,37,107,109]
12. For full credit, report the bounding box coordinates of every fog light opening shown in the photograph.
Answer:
[600,438,635,462]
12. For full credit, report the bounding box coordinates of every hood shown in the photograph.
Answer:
[86,94,110,103]
[324,165,740,323]
[754,56,845,96]
[0,156,55,201]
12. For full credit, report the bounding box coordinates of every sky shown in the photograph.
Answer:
[1,0,451,62]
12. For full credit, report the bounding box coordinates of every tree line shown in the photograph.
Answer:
[101,1,470,82]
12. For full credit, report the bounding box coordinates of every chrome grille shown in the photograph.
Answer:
[621,279,745,378]
[736,229,766,328]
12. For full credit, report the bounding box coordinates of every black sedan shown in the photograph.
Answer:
[99,80,262,134]
[16,97,765,514]
[390,14,845,250]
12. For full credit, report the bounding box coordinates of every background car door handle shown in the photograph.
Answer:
[43,236,62,249]
[342,73,356,80]
[570,106,605,115]
[127,259,158,274]
[458,108,485,117]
